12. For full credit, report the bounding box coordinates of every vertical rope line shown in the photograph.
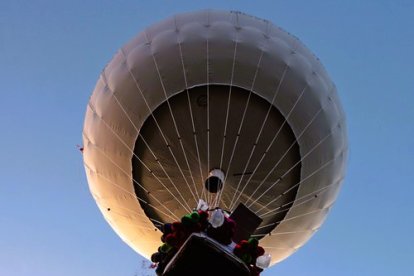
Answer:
[173,17,205,203]
[83,133,181,220]
[86,167,173,224]
[248,132,333,209]
[107,215,163,230]
[220,191,231,210]
[244,89,335,207]
[259,196,323,222]
[229,84,308,210]
[102,74,195,212]
[226,66,288,210]
[143,31,198,208]
[228,37,304,210]
[85,163,177,222]
[251,230,317,238]
[104,197,165,227]
[223,20,273,210]
[259,177,343,218]
[261,246,297,250]
[265,162,343,216]
[216,30,239,209]
[226,50,264,210]
[119,49,194,211]
[206,11,213,207]
[174,16,201,203]
[248,122,342,209]
[86,102,191,213]
[245,108,323,206]
[107,213,160,231]
[218,42,238,170]
[256,208,328,231]
[216,12,240,209]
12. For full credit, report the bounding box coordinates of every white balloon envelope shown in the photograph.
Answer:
[83,10,347,265]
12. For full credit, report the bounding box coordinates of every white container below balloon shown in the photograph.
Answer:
[256,254,271,269]
[208,169,225,182]
[209,209,225,228]
[197,199,209,211]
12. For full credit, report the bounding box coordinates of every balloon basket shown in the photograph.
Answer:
[160,233,250,276]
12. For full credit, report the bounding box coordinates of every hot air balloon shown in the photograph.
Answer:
[82,9,347,274]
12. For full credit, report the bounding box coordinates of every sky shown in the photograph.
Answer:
[1,1,413,275]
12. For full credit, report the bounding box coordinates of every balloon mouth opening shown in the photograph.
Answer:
[132,85,302,233]
[205,176,223,193]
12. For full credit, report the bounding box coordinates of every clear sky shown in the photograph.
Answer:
[1,1,413,275]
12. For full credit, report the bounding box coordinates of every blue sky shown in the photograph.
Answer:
[1,1,413,275]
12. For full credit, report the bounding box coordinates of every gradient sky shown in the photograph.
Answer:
[1,1,413,275]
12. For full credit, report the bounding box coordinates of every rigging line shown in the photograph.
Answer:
[109,218,164,230]
[217,191,233,211]
[255,208,328,231]
[212,184,225,209]
[252,229,316,238]
[105,204,165,225]
[86,102,191,213]
[107,218,160,232]
[83,136,180,221]
[212,193,219,209]
[84,169,178,223]
[229,41,306,210]
[230,83,298,210]
[259,198,317,221]
[229,47,302,210]
[230,89,308,211]
[226,49,265,210]
[245,107,323,208]
[104,202,164,226]
[106,212,161,231]
[226,66,289,210]
[212,186,231,210]
[216,32,239,209]
[119,49,193,212]
[84,163,175,223]
[87,100,191,213]
[174,15,203,201]
[216,12,241,209]
[261,247,296,250]
[211,189,219,209]
[206,13,213,207]
[220,191,231,210]
[136,132,196,211]
[258,178,341,218]
[211,194,220,211]
[247,123,341,209]
[144,31,198,207]
[83,133,181,220]
[244,88,336,207]
[251,229,318,238]
[218,34,239,170]
[258,187,333,225]
[86,162,177,225]
[223,21,275,209]
[230,84,308,210]
[117,50,194,211]
[101,74,193,212]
